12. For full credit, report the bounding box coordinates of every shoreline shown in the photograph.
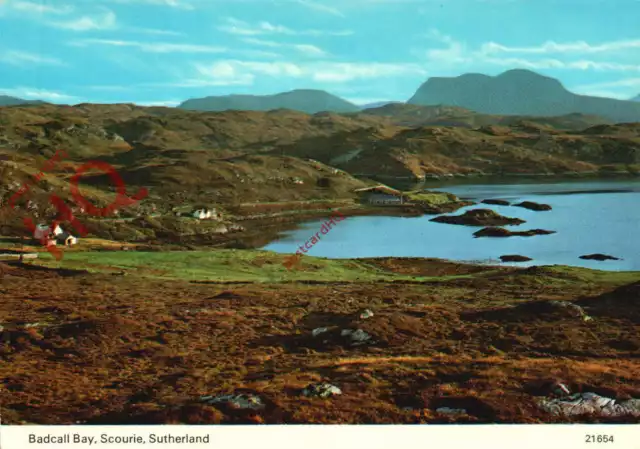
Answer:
[376,172,640,190]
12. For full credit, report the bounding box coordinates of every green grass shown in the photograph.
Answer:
[26,250,640,285]
[537,265,640,285]
[30,249,431,283]
[405,191,457,205]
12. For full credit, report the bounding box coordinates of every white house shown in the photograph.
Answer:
[192,209,211,219]
[191,208,219,220]
[57,232,78,246]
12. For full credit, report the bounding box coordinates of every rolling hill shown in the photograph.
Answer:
[178,89,361,114]
[0,95,46,107]
[357,103,612,130]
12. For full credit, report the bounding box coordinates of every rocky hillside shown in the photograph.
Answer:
[1,102,639,225]
[355,103,611,130]
[0,104,383,225]
[179,89,361,114]
[280,122,640,180]
[408,69,640,124]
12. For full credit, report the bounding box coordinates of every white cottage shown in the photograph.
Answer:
[192,209,211,220]
[191,208,219,220]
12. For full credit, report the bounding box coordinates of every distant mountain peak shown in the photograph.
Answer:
[631,94,640,102]
[407,69,640,123]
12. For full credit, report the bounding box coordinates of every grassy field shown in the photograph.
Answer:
[29,249,487,283]
[27,248,640,287]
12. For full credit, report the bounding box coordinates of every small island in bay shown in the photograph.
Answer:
[474,227,557,238]
[431,209,525,226]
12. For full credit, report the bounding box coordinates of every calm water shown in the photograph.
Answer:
[262,180,640,271]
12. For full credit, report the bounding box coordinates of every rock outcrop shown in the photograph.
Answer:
[474,227,556,238]
[499,255,533,262]
[580,254,621,261]
[513,201,552,211]
[431,209,524,226]
[482,199,511,206]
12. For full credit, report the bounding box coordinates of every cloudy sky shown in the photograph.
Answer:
[1,0,639,106]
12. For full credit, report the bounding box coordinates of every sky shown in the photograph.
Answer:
[1,0,640,106]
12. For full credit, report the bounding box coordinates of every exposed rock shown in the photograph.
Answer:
[431,209,524,226]
[359,309,374,320]
[302,383,342,398]
[499,255,533,262]
[422,200,475,215]
[200,393,265,410]
[340,328,373,346]
[538,393,640,418]
[580,253,621,261]
[513,201,552,211]
[548,301,592,321]
[436,407,467,415]
[473,227,556,238]
[312,327,329,337]
[551,382,571,396]
[481,199,511,206]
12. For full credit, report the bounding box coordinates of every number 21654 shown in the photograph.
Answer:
[585,435,614,443]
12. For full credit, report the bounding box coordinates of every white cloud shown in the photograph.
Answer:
[572,89,631,100]
[0,87,79,103]
[295,0,344,17]
[138,100,182,106]
[240,49,282,59]
[481,57,640,72]
[72,39,226,53]
[242,37,329,57]
[0,50,64,66]
[105,0,195,9]
[219,17,352,37]
[192,60,426,85]
[420,29,640,73]
[50,9,116,31]
[241,38,281,48]
[481,39,640,55]
[131,27,184,36]
[10,1,73,14]
[344,97,396,105]
[577,78,640,89]
[219,19,294,36]
[293,44,328,57]
[573,77,640,99]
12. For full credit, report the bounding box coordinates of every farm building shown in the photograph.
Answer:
[354,185,405,206]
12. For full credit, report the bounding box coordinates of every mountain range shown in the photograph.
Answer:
[4,70,640,123]
[177,70,640,123]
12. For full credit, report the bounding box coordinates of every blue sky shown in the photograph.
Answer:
[1,0,640,106]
